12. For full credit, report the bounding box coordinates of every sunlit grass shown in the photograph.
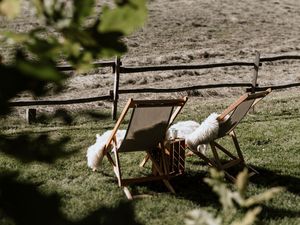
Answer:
[0,90,299,225]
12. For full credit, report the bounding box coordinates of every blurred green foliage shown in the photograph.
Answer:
[185,169,283,225]
[0,0,147,116]
[0,1,147,224]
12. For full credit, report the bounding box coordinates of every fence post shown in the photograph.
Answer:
[251,51,260,93]
[25,108,36,124]
[251,51,260,113]
[112,56,121,120]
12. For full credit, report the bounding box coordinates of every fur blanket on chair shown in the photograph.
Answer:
[87,113,220,171]
[186,112,220,152]
[87,130,126,171]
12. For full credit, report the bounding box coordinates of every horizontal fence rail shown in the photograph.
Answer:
[251,82,300,91]
[120,62,259,74]
[8,53,300,120]
[9,95,112,107]
[119,55,300,74]
[260,55,300,62]
[119,83,253,94]
[57,60,115,72]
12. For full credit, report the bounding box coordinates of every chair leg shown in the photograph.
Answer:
[123,187,133,200]
[230,131,245,162]
[230,131,259,176]
[160,142,170,175]
[148,153,175,194]
[210,142,223,170]
[139,153,150,167]
[224,171,236,182]
[189,147,218,168]
[106,151,116,167]
[193,133,259,181]
[113,149,122,187]
[213,141,238,160]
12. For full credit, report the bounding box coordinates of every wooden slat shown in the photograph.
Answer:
[213,141,238,160]
[129,98,188,107]
[148,153,176,193]
[113,146,122,187]
[251,52,260,93]
[105,99,133,151]
[217,94,249,121]
[210,142,222,169]
[249,83,300,91]
[57,61,115,71]
[123,187,133,200]
[112,56,121,120]
[120,62,257,73]
[260,55,300,62]
[230,131,245,162]
[119,83,252,95]
[189,149,218,168]
[222,159,242,169]
[169,97,188,125]
[139,153,150,167]
[246,88,271,100]
[9,95,112,106]
[121,175,171,186]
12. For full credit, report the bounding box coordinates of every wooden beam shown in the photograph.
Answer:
[112,56,121,120]
[248,83,300,91]
[57,61,115,71]
[9,95,112,107]
[119,83,252,94]
[25,108,36,124]
[251,51,260,93]
[120,62,258,73]
[260,55,300,62]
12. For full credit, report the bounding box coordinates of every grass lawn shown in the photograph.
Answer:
[0,90,299,225]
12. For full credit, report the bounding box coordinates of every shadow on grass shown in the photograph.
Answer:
[0,134,72,163]
[188,158,300,196]
[117,170,220,208]
[250,166,300,195]
[34,109,111,125]
[172,171,220,206]
[98,163,300,222]
[258,205,300,221]
[84,110,111,120]
[0,171,141,225]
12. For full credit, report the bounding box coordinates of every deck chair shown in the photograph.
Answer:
[102,97,188,199]
[190,89,271,181]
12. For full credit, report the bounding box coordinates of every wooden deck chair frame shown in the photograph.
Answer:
[102,97,188,199]
[190,89,271,181]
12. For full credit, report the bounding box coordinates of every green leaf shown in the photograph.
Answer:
[0,31,29,44]
[16,59,65,83]
[99,0,147,35]
[231,207,262,225]
[185,209,221,225]
[236,168,249,197]
[61,25,127,65]
[33,0,72,28]
[0,0,20,19]
[32,0,43,16]
[73,0,95,25]
[243,187,284,207]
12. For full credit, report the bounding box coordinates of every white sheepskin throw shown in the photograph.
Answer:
[87,114,220,171]
[166,120,200,140]
[87,130,126,171]
[186,113,219,153]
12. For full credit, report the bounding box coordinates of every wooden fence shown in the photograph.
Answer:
[9,52,300,120]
